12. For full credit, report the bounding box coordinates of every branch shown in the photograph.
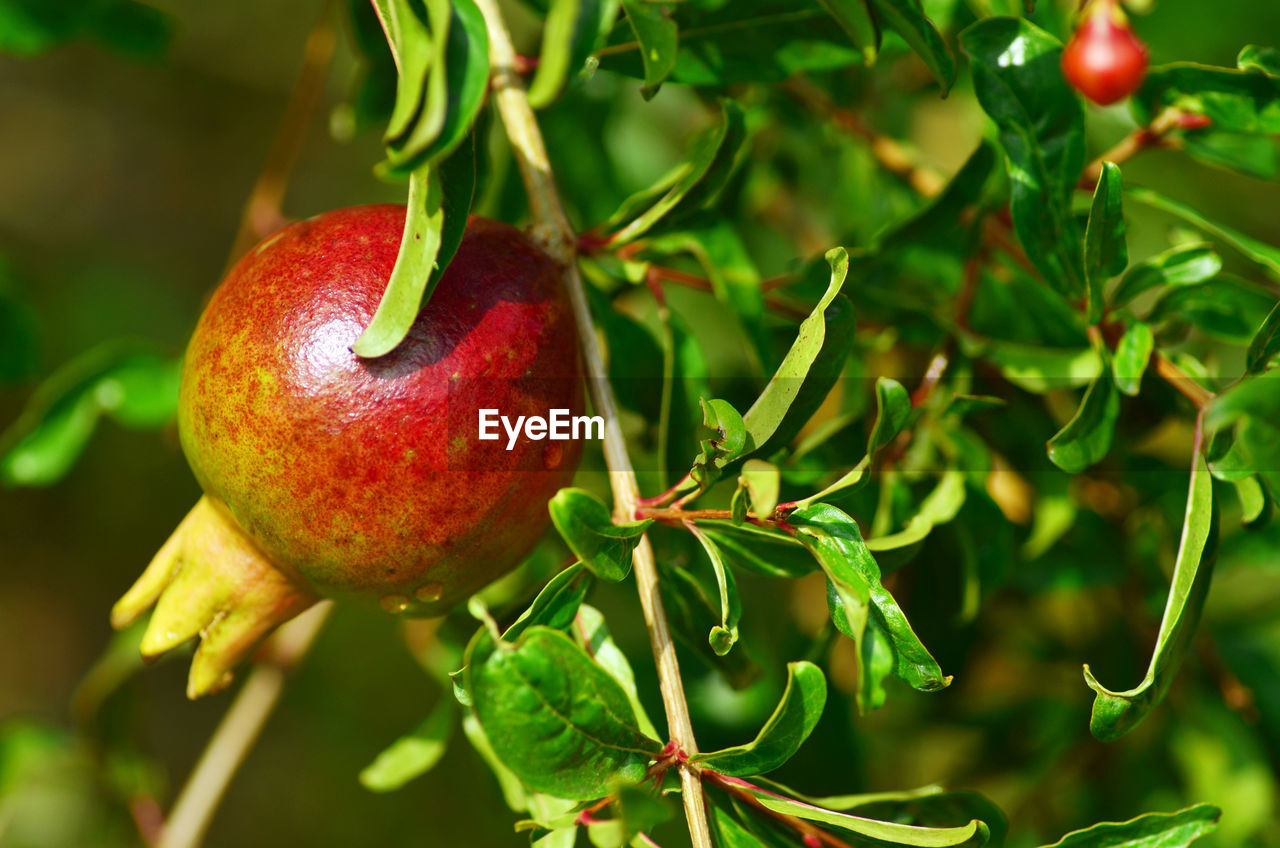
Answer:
[471,2,712,845]
[157,604,332,848]
[224,0,338,270]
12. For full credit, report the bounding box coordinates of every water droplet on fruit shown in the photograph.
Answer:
[415,582,444,602]
[380,594,411,614]
[543,442,563,470]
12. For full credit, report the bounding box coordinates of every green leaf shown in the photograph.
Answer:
[1238,45,1280,76]
[1,343,180,487]
[604,101,747,245]
[1246,300,1280,374]
[359,696,455,792]
[1109,243,1222,309]
[702,523,816,579]
[1148,277,1279,344]
[658,561,763,690]
[1136,62,1280,136]
[354,137,477,357]
[818,0,878,65]
[693,398,748,488]
[615,782,673,841]
[741,248,851,453]
[866,0,956,93]
[1038,804,1220,848]
[960,18,1086,297]
[968,341,1101,394]
[1231,476,1269,528]
[466,627,660,800]
[1128,187,1280,280]
[745,787,987,846]
[692,662,827,776]
[866,471,967,552]
[504,563,589,642]
[739,459,781,519]
[1084,451,1218,741]
[1084,162,1128,324]
[619,0,677,98]
[548,489,653,581]
[791,504,950,701]
[384,0,489,172]
[527,0,618,109]
[0,0,171,58]
[1046,371,1120,474]
[791,455,871,513]
[647,220,772,371]
[572,605,661,742]
[685,523,742,656]
[867,377,911,455]
[1113,321,1154,397]
[875,141,999,255]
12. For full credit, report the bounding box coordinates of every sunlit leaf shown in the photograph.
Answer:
[548,489,653,581]
[1084,162,1128,324]
[692,662,827,776]
[1047,370,1120,473]
[466,627,660,800]
[1084,451,1218,741]
[359,696,455,791]
[1038,804,1220,848]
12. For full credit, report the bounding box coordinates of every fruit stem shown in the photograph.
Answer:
[472,2,713,845]
[157,603,332,848]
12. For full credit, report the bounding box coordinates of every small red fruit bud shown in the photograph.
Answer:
[1061,0,1149,106]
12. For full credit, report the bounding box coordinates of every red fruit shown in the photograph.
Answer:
[1061,0,1149,106]
[112,207,583,696]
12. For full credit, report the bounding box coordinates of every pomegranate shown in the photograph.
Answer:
[1061,0,1149,106]
[112,207,583,696]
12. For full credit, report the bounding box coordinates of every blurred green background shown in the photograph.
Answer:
[2,1,1280,846]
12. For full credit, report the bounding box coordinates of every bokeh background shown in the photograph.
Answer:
[3,1,1280,846]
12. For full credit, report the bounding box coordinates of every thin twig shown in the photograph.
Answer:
[224,0,338,270]
[157,604,332,848]
[471,2,712,845]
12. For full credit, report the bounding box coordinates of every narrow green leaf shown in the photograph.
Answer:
[1113,321,1154,397]
[1084,452,1217,741]
[960,18,1086,296]
[1246,300,1280,374]
[791,504,950,698]
[1038,804,1220,848]
[1109,243,1222,309]
[528,0,616,109]
[866,0,956,92]
[741,248,850,452]
[548,489,653,581]
[692,397,748,488]
[791,455,871,513]
[619,0,677,98]
[702,524,815,579]
[359,697,455,791]
[964,339,1102,394]
[1137,62,1280,135]
[466,627,660,800]
[692,662,827,776]
[0,343,180,487]
[1238,45,1280,76]
[606,101,746,245]
[739,459,780,519]
[746,788,986,846]
[1231,476,1268,527]
[1046,372,1120,474]
[1084,162,1128,324]
[867,377,911,455]
[866,471,967,552]
[504,563,588,641]
[818,0,878,65]
[686,522,742,656]
[352,167,445,358]
[572,605,661,741]
[385,0,488,171]
[1128,187,1280,280]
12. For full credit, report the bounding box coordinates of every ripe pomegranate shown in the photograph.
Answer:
[112,207,583,696]
[1061,0,1149,106]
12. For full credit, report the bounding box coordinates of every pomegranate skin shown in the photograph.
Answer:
[178,206,583,611]
[1061,2,1149,106]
